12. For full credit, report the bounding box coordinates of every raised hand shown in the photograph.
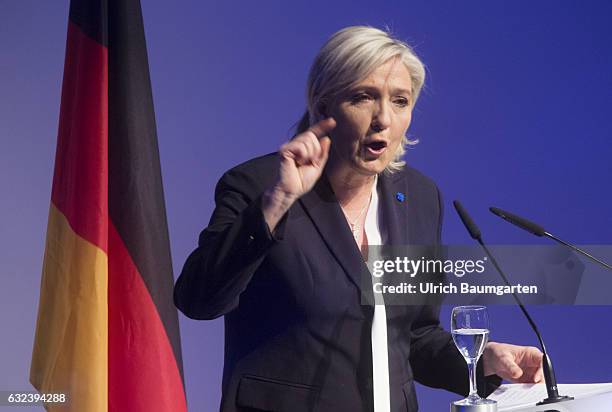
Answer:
[276,117,335,198]
[262,118,336,232]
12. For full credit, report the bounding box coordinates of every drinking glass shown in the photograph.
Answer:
[451,305,496,407]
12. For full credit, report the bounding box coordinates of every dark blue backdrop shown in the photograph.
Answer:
[1,1,610,411]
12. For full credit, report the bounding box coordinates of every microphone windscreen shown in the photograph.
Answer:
[489,207,546,237]
[453,200,482,240]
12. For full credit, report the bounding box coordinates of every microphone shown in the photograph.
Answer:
[453,200,573,406]
[490,207,612,271]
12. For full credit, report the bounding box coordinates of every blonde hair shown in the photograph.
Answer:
[296,26,426,173]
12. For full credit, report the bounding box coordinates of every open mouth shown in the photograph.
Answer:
[364,140,388,155]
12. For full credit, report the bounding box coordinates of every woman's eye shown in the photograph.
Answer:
[351,93,371,104]
[393,97,410,107]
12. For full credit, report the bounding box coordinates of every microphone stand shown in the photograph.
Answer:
[453,201,573,406]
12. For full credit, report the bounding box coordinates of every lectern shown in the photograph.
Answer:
[490,383,612,412]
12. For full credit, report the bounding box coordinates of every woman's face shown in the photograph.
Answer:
[327,58,414,176]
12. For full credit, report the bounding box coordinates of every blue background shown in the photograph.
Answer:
[1,1,611,410]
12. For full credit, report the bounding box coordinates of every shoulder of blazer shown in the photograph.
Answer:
[388,165,440,195]
[226,152,279,177]
[215,153,280,200]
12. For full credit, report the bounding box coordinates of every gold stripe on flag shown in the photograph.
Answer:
[30,204,108,411]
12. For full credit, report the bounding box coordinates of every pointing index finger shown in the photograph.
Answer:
[308,117,336,140]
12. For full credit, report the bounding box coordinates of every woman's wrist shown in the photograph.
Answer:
[262,185,298,232]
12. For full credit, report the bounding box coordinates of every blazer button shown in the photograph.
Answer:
[248,235,255,243]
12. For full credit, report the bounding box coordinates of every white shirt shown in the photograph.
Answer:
[364,176,391,412]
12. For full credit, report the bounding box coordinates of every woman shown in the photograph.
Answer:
[175,26,543,412]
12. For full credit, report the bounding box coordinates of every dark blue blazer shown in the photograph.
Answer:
[174,153,500,412]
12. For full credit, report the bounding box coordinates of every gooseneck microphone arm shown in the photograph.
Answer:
[545,232,612,270]
[489,206,612,271]
[453,200,573,406]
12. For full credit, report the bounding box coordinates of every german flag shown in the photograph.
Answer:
[30,1,187,411]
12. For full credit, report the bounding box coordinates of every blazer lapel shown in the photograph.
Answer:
[378,172,412,246]
[378,172,424,315]
[298,173,374,305]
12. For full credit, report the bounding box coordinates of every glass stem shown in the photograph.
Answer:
[468,359,478,399]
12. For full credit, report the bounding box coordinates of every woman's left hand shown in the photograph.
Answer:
[482,342,544,383]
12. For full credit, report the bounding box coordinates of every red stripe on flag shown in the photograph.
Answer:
[108,221,187,412]
[51,21,108,253]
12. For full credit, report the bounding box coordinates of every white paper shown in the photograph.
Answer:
[488,383,612,411]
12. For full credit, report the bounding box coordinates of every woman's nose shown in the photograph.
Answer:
[371,101,391,132]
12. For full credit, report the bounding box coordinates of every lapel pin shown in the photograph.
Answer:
[395,192,406,202]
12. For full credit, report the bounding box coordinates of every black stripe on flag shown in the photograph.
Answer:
[107,0,185,381]
[69,0,108,46]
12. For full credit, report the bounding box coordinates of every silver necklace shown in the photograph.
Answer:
[343,196,371,241]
